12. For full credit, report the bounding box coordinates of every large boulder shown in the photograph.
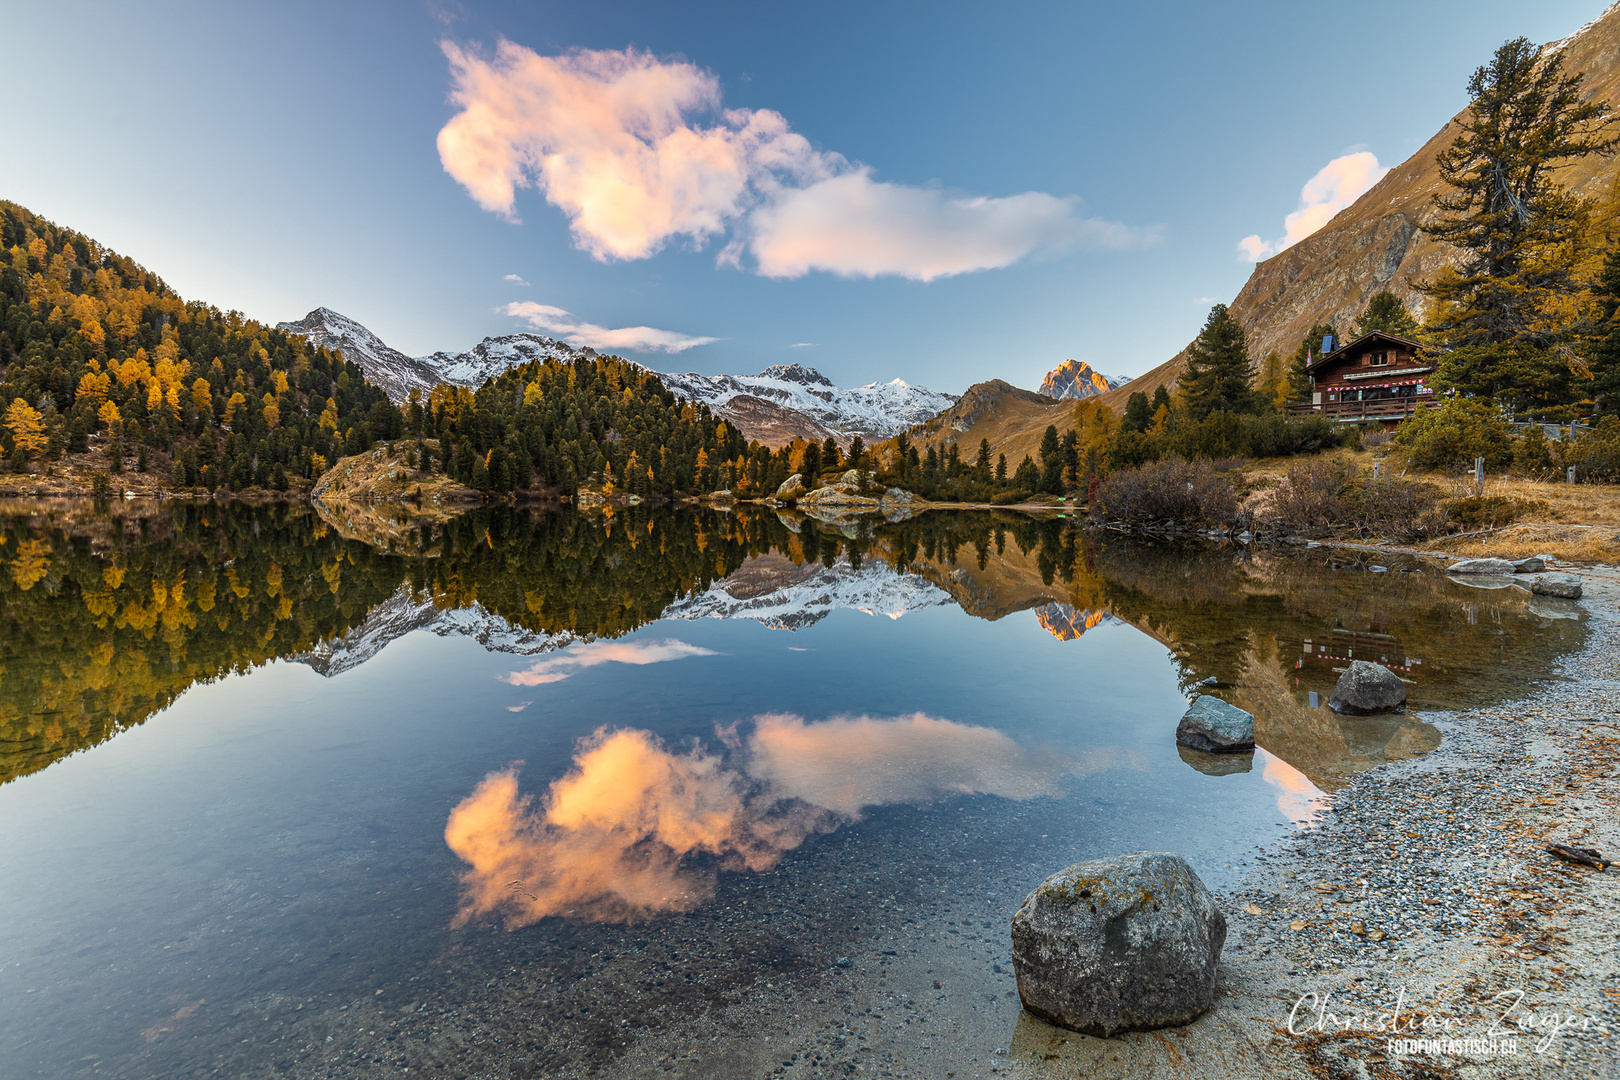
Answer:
[1531,572,1582,599]
[775,473,806,500]
[1011,852,1226,1036]
[1175,696,1254,753]
[1446,557,1516,575]
[1327,660,1407,715]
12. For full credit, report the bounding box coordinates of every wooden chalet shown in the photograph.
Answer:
[1283,330,1439,423]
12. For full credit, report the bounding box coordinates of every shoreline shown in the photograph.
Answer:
[1007,563,1619,1078]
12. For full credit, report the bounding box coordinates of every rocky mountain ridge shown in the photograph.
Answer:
[1039,359,1129,401]
[276,308,955,448]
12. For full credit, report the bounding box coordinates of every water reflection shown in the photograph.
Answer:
[446,712,1075,925]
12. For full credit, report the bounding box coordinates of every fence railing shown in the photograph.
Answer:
[1506,420,1593,441]
[1283,398,1440,421]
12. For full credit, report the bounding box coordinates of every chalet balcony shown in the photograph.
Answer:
[1283,397,1441,421]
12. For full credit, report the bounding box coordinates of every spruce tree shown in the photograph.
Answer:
[1122,391,1152,433]
[1354,291,1420,339]
[1180,304,1259,419]
[975,437,992,477]
[1421,37,1619,415]
[1583,247,1620,418]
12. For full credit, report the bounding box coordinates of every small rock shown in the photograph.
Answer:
[1327,660,1407,715]
[1446,557,1516,575]
[1511,555,1546,573]
[1175,696,1254,753]
[1531,572,1582,599]
[1010,852,1226,1037]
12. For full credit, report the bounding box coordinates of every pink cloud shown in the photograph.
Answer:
[1238,151,1388,262]
[438,40,1153,279]
[505,301,717,353]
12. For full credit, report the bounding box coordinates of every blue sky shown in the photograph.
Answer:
[1,0,1605,393]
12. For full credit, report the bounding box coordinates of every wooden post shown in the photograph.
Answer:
[1568,466,1577,484]
[1474,456,1485,486]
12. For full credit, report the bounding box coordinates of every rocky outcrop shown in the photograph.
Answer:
[1327,660,1408,715]
[1011,852,1226,1036]
[1532,572,1583,599]
[1447,558,1517,575]
[1175,696,1255,753]
[1039,359,1125,401]
[311,441,479,505]
[774,473,807,501]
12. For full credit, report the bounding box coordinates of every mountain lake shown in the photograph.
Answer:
[0,500,1589,1079]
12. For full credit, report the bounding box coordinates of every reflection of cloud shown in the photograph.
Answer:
[746,712,1065,817]
[1256,747,1329,827]
[507,701,532,712]
[445,713,1080,925]
[503,638,717,686]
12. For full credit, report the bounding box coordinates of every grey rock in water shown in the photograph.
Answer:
[1175,696,1254,753]
[1328,660,1408,715]
[775,473,806,498]
[1531,572,1582,599]
[1511,555,1547,573]
[1447,557,1517,575]
[1011,852,1226,1036]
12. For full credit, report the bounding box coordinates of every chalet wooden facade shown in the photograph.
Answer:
[1283,330,1440,423]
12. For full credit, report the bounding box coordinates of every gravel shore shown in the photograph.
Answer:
[1007,562,1620,1080]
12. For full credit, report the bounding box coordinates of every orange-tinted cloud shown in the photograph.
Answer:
[1238,151,1388,262]
[437,40,1153,280]
[444,713,1082,926]
[503,638,717,686]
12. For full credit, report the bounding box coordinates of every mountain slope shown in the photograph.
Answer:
[276,308,443,402]
[1039,359,1128,400]
[979,4,1620,439]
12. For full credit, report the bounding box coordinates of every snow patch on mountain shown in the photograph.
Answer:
[417,334,586,387]
[658,363,958,442]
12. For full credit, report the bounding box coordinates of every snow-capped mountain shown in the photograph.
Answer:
[293,587,579,677]
[277,307,587,403]
[278,308,957,443]
[660,552,951,630]
[276,308,444,403]
[1039,359,1130,401]
[658,363,958,445]
[415,334,584,387]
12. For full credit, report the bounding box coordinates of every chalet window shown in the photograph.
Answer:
[1369,351,1389,366]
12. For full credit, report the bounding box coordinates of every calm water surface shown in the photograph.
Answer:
[0,502,1587,1078]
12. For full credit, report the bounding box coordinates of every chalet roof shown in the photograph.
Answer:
[1305,330,1427,373]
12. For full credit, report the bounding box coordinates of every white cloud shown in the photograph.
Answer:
[1238,151,1388,262]
[789,342,815,348]
[503,273,530,285]
[505,301,718,353]
[438,40,1151,279]
[503,638,718,686]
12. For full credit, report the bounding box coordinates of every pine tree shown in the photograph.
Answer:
[1122,391,1152,432]
[1180,304,1259,419]
[1421,37,1619,415]
[1354,291,1420,339]
[995,453,1007,485]
[975,437,992,477]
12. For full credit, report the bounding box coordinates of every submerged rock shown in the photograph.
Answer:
[1011,852,1226,1036]
[1328,660,1408,715]
[1446,557,1517,575]
[1175,696,1255,753]
[1532,572,1582,599]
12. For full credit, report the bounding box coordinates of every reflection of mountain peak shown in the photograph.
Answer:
[661,553,951,630]
[294,588,580,676]
[1034,603,1114,641]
